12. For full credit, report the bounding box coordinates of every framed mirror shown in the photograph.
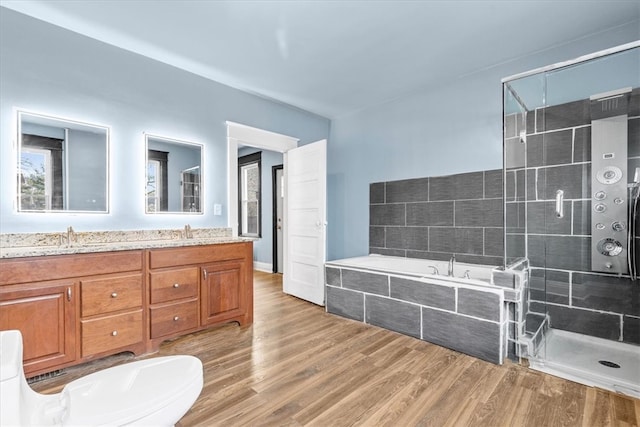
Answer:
[145,134,203,214]
[17,110,109,213]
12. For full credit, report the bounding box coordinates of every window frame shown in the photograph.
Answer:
[238,152,262,238]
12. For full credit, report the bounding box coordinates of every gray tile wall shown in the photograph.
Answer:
[325,266,505,364]
[370,170,503,266]
[505,88,640,345]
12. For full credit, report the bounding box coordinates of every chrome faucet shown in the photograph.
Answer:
[183,224,193,239]
[448,255,456,277]
[60,226,75,247]
[428,265,439,275]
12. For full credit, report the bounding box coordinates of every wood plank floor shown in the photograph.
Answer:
[33,271,640,426]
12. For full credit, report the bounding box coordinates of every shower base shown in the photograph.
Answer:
[528,328,640,398]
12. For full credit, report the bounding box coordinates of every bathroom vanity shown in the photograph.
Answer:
[0,235,253,378]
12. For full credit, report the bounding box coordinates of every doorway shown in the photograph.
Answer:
[272,165,284,273]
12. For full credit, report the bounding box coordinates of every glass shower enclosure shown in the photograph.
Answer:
[503,41,640,398]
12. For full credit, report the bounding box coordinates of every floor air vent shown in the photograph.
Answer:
[598,360,621,369]
[27,369,65,384]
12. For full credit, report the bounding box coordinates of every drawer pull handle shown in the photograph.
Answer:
[173,283,180,288]
[67,287,72,302]
[173,316,180,321]
[203,269,208,280]
[111,292,118,298]
[111,330,118,336]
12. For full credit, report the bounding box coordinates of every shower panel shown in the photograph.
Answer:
[590,88,631,274]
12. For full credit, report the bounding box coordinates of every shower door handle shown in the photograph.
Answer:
[555,190,564,218]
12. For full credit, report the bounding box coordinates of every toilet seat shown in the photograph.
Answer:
[61,355,203,426]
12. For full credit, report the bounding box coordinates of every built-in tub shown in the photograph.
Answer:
[325,255,508,364]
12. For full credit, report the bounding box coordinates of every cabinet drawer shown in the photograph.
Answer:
[81,274,142,317]
[149,268,199,304]
[81,310,143,357]
[150,299,198,339]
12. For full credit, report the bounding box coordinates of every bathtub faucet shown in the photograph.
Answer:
[448,255,456,277]
[428,266,439,275]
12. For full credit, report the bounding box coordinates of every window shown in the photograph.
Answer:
[238,152,261,237]
[19,134,63,210]
[146,150,168,212]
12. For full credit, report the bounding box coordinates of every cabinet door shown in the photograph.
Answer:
[0,281,77,376]
[200,260,246,325]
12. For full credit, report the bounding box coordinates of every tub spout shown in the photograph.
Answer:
[448,255,456,277]
[428,266,439,275]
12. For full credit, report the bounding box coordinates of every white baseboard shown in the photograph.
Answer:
[254,261,273,273]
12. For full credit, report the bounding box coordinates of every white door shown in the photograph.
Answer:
[283,139,327,305]
[276,167,284,273]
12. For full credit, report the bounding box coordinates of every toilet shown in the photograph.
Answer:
[0,330,203,426]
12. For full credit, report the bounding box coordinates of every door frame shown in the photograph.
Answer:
[226,121,298,238]
[272,164,284,273]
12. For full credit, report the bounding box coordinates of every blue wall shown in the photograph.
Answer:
[0,8,329,233]
[327,23,640,260]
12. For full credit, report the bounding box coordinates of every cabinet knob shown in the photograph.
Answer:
[173,283,180,288]
[111,292,118,298]
[111,330,118,336]
[173,316,180,321]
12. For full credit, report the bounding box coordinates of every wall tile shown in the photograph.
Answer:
[505,137,526,170]
[528,235,591,271]
[390,277,455,311]
[529,268,570,305]
[516,112,526,136]
[574,126,591,162]
[341,269,389,296]
[572,200,591,235]
[455,254,503,266]
[366,295,421,339]
[370,204,405,226]
[505,234,526,260]
[629,118,640,157]
[455,199,503,227]
[572,273,639,315]
[526,201,572,235]
[547,304,620,341]
[405,250,452,262]
[484,169,503,199]
[539,163,591,200]
[505,114,517,139]
[537,99,590,131]
[326,286,364,321]
[430,227,484,255]
[369,226,385,248]
[422,307,501,364]
[370,182,385,204]
[506,202,525,233]
[429,171,484,201]
[406,201,453,226]
[484,228,504,257]
[526,110,536,135]
[458,288,501,321]
[325,267,341,287]
[386,227,429,251]
[370,247,406,257]
[630,89,640,117]
[386,178,429,203]
[623,315,640,345]
[526,130,573,167]
[526,313,545,333]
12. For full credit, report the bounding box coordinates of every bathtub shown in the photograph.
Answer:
[325,255,508,364]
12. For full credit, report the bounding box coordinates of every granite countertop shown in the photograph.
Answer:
[0,228,252,259]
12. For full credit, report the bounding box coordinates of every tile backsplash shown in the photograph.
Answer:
[370,170,503,266]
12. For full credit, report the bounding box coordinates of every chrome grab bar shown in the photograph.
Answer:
[555,190,564,218]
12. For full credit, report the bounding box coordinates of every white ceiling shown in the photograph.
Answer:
[2,0,639,118]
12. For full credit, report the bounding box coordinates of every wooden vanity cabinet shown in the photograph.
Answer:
[0,241,253,376]
[0,280,77,376]
[0,251,145,377]
[147,242,253,350]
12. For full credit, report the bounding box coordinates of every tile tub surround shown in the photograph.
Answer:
[505,88,640,346]
[369,169,504,266]
[325,258,507,364]
[0,227,235,258]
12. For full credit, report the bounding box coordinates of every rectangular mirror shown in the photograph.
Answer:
[145,134,203,214]
[17,110,109,212]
